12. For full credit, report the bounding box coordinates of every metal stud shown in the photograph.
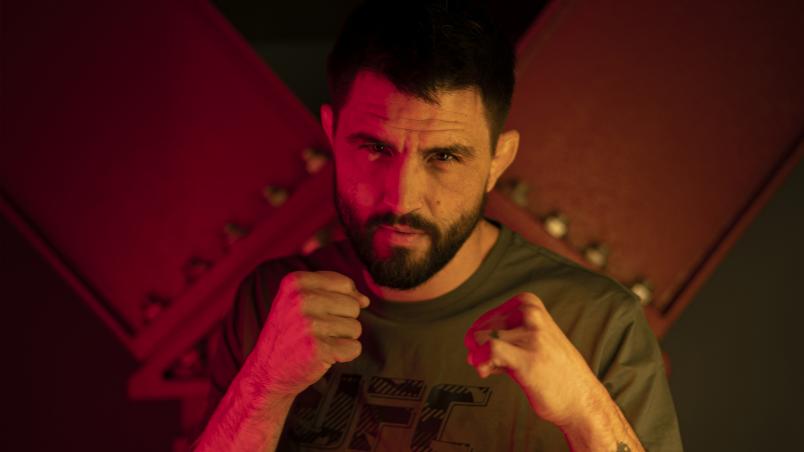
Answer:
[166,346,204,380]
[583,243,609,269]
[183,256,213,284]
[142,292,171,325]
[223,222,248,245]
[262,185,289,207]
[630,279,654,306]
[301,228,332,255]
[542,212,569,239]
[499,179,529,207]
[302,148,329,174]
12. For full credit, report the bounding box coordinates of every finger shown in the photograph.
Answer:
[476,338,527,378]
[327,336,362,363]
[315,271,369,304]
[473,327,533,347]
[474,360,507,377]
[304,290,363,319]
[468,298,522,333]
[307,316,362,339]
[517,296,555,331]
[521,305,545,330]
[467,339,492,367]
[495,327,537,349]
[516,292,545,309]
[311,315,362,339]
[466,293,546,337]
[465,308,523,350]
[465,293,546,350]
[299,271,370,306]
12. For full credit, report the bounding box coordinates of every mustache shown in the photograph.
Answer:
[365,212,439,237]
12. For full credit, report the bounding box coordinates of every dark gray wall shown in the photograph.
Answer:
[662,159,804,451]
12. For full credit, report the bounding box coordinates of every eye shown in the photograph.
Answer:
[361,143,392,157]
[431,152,459,163]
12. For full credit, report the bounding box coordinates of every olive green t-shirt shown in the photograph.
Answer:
[206,223,683,451]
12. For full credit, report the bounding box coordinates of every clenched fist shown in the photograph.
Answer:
[251,271,369,397]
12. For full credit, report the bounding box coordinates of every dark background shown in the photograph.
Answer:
[4,1,803,450]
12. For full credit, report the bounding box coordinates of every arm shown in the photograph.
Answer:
[559,381,644,452]
[194,344,296,452]
[193,270,369,451]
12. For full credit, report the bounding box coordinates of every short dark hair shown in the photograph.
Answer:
[326,0,516,150]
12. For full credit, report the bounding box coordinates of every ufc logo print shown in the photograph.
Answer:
[288,374,492,451]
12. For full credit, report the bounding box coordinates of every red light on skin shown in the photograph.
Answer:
[376,224,427,247]
[372,224,430,260]
[321,70,521,302]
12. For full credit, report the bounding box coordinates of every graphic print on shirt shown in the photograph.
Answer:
[287,373,492,451]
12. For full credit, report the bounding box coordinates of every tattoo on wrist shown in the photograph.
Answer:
[615,442,631,452]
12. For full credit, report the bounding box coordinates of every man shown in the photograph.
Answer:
[195,1,682,450]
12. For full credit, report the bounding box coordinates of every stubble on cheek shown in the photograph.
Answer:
[353,182,376,209]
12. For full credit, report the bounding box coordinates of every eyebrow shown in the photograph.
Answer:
[346,131,478,159]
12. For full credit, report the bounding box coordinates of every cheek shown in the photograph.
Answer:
[336,162,382,211]
[429,168,486,213]
[354,182,378,209]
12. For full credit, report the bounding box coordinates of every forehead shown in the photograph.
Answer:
[338,71,490,146]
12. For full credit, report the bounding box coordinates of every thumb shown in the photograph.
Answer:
[476,338,525,378]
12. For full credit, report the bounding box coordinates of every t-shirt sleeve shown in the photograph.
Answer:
[599,293,684,452]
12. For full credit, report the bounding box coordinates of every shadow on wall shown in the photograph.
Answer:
[3,214,180,452]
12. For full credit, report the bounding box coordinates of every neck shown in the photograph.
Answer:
[363,219,500,302]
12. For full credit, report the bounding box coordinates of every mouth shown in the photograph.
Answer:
[379,224,424,235]
[374,224,428,249]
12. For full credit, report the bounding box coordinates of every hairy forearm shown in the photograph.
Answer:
[560,382,645,452]
[194,357,296,452]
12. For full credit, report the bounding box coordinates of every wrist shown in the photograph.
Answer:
[239,350,299,409]
[558,381,618,449]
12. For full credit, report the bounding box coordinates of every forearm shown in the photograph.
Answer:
[560,382,645,452]
[194,356,296,452]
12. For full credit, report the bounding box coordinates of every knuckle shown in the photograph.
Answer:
[332,338,361,362]
[522,331,538,348]
[305,316,320,336]
[347,299,361,317]
[284,271,303,287]
[489,338,503,353]
[313,338,331,364]
[298,289,320,313]
[280,272,307,300]
[351,318,363,337]
[522,292,544,307]
[349,339,362,357]
[524,307,542,324]
[324,270,356,292]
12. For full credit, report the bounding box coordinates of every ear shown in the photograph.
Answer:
[486,129,520,192]
[321,103,335,146]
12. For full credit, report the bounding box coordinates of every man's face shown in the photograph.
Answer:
[327,71,496,290]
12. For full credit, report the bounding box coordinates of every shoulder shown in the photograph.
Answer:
[501,231,654,377]
[501,228,640,315]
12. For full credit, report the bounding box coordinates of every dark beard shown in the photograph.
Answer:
[335,191,487,290]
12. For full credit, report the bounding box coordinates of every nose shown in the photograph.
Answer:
[381,153,422,215]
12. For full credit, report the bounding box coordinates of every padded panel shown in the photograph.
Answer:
[1,0,328,333]
[505,0,804,310]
